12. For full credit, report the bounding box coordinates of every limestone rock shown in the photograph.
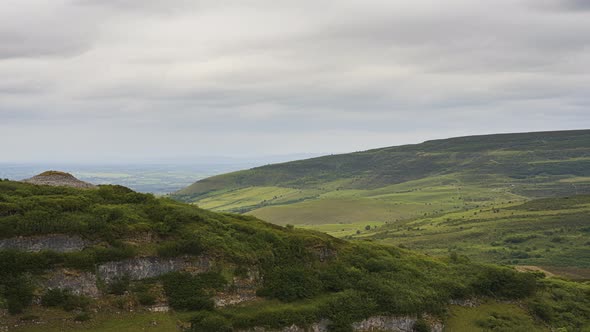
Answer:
[0,234,88,252]
[97,256,212,283]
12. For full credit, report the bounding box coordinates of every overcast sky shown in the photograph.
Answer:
[1,0,589,163]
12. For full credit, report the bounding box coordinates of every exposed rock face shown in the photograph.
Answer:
[352,316,443,332]
[42,269,100,298]
[0,234,88,252]
[237,320,330,332]
[22,171,96,189]
[238,316,443,332]
[313,246,337,262]
[97,256,212,283]
[214,268,261,307]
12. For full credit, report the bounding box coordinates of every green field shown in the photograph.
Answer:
[244,174,525,227]
[360,195,590,276]
[174,130,590,228]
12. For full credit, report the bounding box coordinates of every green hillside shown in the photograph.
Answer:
[351,195,590,279]
[4,180,588,331]
[173,130,590,228]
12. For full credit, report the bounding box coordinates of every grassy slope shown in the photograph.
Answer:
[2,181,589,331]
[445,302,548,332]
[173,130,590,227]
[360,195,590,275]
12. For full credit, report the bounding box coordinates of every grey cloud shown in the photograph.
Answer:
[555,0,590,10]
[0,0,588,163]
[0,1,100,59]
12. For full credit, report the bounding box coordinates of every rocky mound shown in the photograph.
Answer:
[22,170,96,189]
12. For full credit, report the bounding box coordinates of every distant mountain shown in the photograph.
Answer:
[173,129,590,226]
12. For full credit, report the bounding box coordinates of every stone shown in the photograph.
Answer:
[0,234,88,253]
[97,256,211,283]
[42,269,100,298]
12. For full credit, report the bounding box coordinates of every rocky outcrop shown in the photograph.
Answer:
[0,234,88,252]
[214,268,261,307]
[22,171,96,189]
[238,316,443,332]
[97,256,212,283]
[42,269,100,298]
[352,316,443,332]
[237,320,330,332]
[313,246,337,262]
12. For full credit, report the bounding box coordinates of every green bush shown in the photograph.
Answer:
[413,318,431,332]
[136,292,157,306]
[108,276,130,295]
[41,289,91,311]
[472,267,537,298]
[157,238,204,257]
[259,266,322,302]
[162,272,225,311]
[190,311,233,332]
[3,276,33,314]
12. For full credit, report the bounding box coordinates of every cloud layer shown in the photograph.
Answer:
[1,0,589,162]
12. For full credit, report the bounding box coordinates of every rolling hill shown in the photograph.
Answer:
[355,194,590,277]
[173,129,590,230]
[4,176,588,331]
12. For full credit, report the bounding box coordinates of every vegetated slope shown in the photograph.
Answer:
[1,179,588,331]
[360,195,590,277]
[173,129,590,227]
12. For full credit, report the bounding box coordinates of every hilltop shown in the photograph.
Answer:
[1,178,588,331]
[173,129,590,228]
[22,171,96,189]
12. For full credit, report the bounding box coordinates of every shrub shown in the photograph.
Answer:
[41,289,91,311]
[3,276,33,314]
[259,266,322,302]
[157,238,204,257]
[472,267,536,298]
[191,311,233,332]
[413,318,431,332]
[162,272,222,311]
[74,312,92,322]
[136,292,157,306]
[108,276,130,295]
[41,289,69,307]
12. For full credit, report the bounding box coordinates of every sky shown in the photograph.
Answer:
[1,0,589,163]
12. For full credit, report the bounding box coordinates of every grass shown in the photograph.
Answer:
[445,301,548,332]
[9,309,185,332]
[298,221,386,237]
[195,186,319,212]
[239,174,525,226]
[364,195,590,274]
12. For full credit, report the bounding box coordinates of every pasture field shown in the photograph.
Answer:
[241,174,526,226]
[363,195,590,274]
